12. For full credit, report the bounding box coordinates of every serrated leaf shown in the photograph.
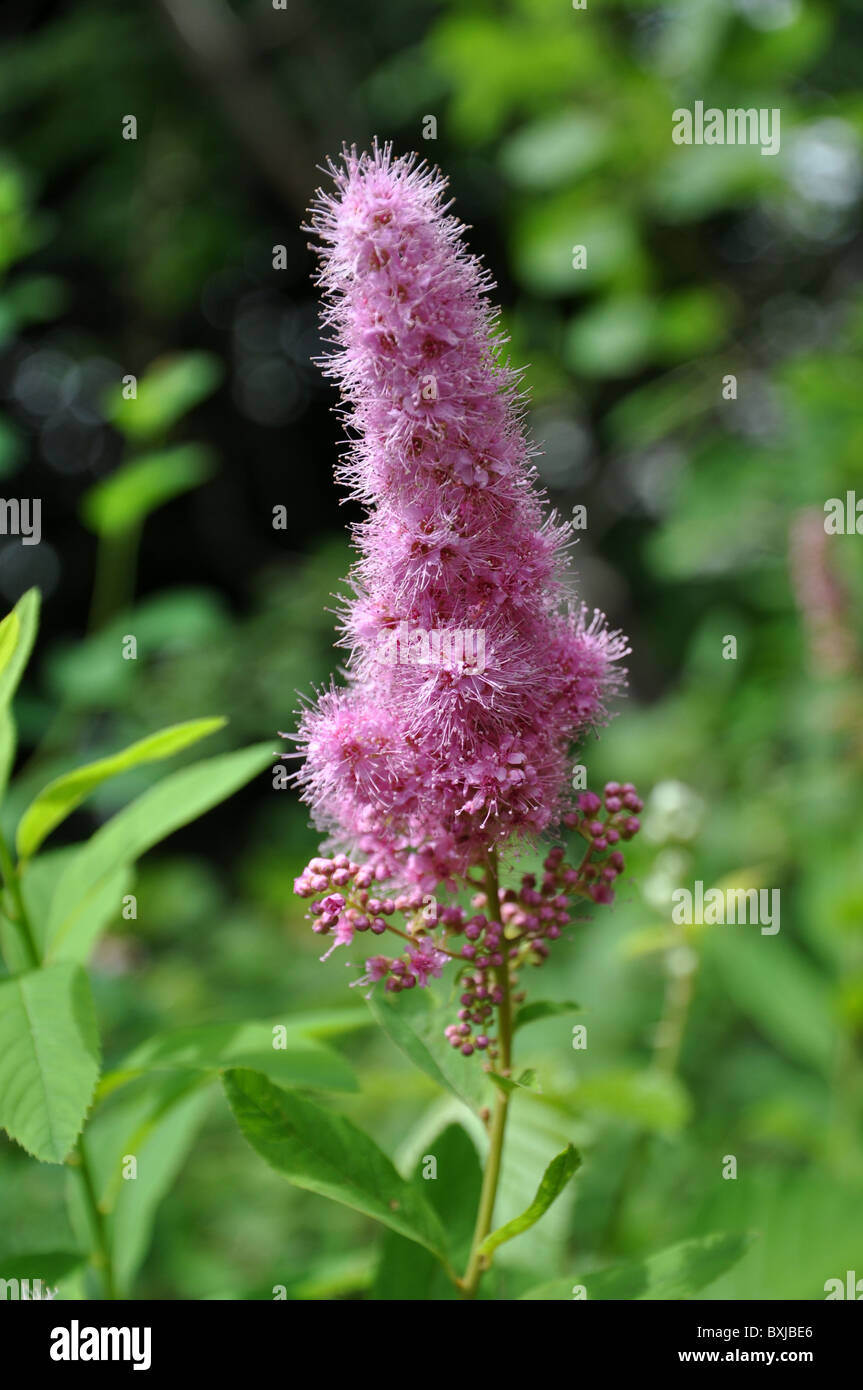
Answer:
[0,588,39,714]
[0,962,100,1162]
[109,1019,356,1094]
[373,1123,483,1301]
[45,742,273,960]
[495,1098,589,1273]
[224,1069,451,1266]
[16,716,226,861]
[513,1000,581,1032]
[478,1144,580,1261]
[367,989,490,1111]
[519,1231,757,1300]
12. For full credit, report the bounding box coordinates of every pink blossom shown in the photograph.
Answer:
[407,941,448,988]
[290,144,628,893]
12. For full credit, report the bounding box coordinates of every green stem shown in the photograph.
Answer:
[459,849,512,1299]
[73,1137,118,1300]
[0,826,39,968]
[88,523,142,633]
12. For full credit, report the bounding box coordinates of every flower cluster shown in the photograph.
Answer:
[289,145,641,1059]
[295,783,642,1059]
[287,145,628,890]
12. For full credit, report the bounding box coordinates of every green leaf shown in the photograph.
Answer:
[478,1144,580,1261]
[0,962,100,1162]
[16,716,226,861]
[0,608,18,675]
[373,1123,483,1301]
[0,906,32,974]
[109,1081,211,1295]
[489,1068,539,1095]
[513,1000,581,1032]
[519,1231,757,1301]
[651,143,781,223]
[499,111,611,190]
[81,444,214,538]
[607,367,714,450]
[68,1072,212,1296]
[655,287,728,362]
[44,742,273,961]
[282,1250,376,1301]
[105,352,223,442]
[224,1069,451,1265]
[367,989,490,1111]
[0,706,16,802]
[703,931,836,1074]
[0,1250,86,1285]
[265,1008,373,1042]
[24,848,130,966]
[431,15,603,143]
[2,274,66,329]
[108,1019,356,1094]
[511,198,645,298]
[564,295,657,378]
[568,1067,692,1134]
[0,416,24,476]
[0,588,39,714]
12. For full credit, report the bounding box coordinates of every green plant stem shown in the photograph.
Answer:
[73,1137,118,1300]
[459,849,512,1298]
[0,825,39,968]
[88,523,142,633]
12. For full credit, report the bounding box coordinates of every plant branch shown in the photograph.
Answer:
[154,0,314,211]
[71,1137,118,1300]
[458,849,512,1298]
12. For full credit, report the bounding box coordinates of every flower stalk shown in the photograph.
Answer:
[288,145,643,1292]
[458,849,512,1298]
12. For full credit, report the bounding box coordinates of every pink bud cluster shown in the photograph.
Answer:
[295,784,642,1058]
